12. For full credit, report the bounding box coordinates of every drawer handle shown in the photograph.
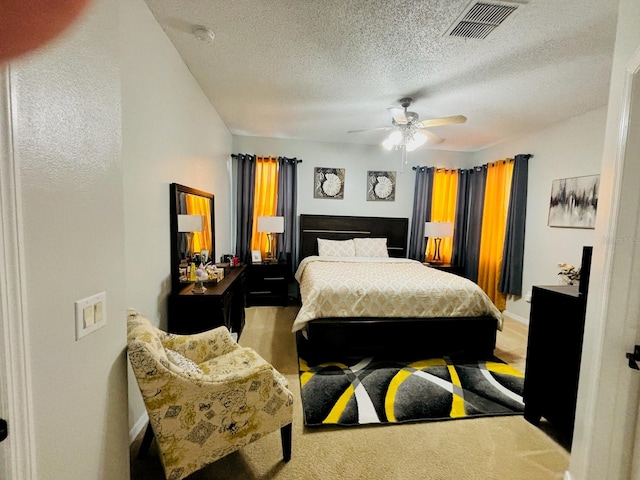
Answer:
[263,277,285,281]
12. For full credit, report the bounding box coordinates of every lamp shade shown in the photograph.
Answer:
[257,216,285,233]
[177,214,203,233]
[424,222,454,238]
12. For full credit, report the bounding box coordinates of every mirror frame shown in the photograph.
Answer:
[169,183,215,294]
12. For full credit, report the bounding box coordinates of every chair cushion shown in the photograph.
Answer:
[198,347,270,378]
[165,348,203,375]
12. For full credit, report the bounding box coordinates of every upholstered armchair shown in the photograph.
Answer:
[127,309,294,480]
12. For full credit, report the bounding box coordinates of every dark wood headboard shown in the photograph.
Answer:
[299,214,408,262]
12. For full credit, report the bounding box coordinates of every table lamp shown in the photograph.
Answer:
[424,222,454,264]
[257,216,284,263]
[177,214,204,261]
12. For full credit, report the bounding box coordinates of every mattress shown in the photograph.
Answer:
[292,257,502,332]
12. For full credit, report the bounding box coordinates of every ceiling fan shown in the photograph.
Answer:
[348,97,467,169]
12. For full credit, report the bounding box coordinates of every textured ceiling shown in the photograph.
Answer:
[143,0,618,152]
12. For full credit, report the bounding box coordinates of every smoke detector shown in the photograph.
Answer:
[193,25,215,43]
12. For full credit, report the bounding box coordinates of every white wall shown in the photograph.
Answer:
[233,135,473,234]
[10,0,128,478]
[120,0,233,437]
[472,107,607,321]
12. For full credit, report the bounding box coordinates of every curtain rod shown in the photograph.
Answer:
[231,153,302,163]
[412,153,533,172]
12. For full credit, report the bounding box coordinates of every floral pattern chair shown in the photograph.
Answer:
[127,309,294,480]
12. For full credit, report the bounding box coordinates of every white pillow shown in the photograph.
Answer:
[317,238,356,257]
[165,348,203,375]
[353,237,389,257]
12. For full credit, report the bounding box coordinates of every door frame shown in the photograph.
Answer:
[0,64,37,479]
[568,45,640,479]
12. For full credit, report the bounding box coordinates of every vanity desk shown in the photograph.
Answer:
[167,265,246,338]
[167,183,247,339]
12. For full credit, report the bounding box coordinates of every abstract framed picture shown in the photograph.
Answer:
[367,171,396,201]
[548,174,599,229]
[314,167,345,199]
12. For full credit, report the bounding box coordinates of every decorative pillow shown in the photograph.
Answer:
[353,237,389,257]
[317,238,356,257]
[165,348,203,375]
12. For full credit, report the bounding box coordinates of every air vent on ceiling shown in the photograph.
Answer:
[446,0,527,39]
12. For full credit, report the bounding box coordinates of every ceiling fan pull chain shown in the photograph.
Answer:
[400,147,407,173]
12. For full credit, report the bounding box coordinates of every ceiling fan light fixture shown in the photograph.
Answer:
[382,130,403,150]
[382,129,427,152]
[406,131,427,151]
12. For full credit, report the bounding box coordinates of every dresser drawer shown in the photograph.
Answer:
[247,262,290,306]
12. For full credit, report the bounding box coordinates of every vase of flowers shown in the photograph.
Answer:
[558,263,581,285]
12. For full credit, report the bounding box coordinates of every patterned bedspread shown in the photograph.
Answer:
[292,257,502,332]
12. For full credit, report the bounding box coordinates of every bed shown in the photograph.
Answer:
[294,214,502,361]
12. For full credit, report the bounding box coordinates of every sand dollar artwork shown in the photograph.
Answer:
[367,171,396,201]
[374,175,393,199]
[322,173,342,197]
[314,168,345,199]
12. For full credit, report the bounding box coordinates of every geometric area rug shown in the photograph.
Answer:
[299,354,524,427]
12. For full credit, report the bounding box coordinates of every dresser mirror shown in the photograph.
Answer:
[169,183,215,293]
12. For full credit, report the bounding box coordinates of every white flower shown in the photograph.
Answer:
[322,173,342,197]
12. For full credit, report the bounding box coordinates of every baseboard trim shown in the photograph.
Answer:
[502,310,529,325]
[130,411,149,445]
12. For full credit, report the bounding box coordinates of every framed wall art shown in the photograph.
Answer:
[314,167,345,199]
[367,171,396,201]
[548,174,599,229]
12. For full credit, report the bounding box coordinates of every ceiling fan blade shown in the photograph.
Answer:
[347,126,393,134]
[416,115,467,128]
[388,107,408,124]
[419,128,445,144]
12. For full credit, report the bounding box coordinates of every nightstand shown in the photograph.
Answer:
[247,261,290,306]
[423,263,465,277]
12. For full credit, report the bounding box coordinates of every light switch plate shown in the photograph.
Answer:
[75,291,107,340]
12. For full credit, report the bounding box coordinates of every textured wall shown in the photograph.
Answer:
[10,0,128,478]
[120,0,233,436]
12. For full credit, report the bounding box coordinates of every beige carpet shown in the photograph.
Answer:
[130,307,569,480]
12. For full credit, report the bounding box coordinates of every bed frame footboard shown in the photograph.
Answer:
[300,316,498,363]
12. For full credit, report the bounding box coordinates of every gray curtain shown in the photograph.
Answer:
[463,166,487,282]
[276,156,300,271]
[499,154,531,296]
[452,169,469,267]
[408,166,434,261]
[234,154,256,264]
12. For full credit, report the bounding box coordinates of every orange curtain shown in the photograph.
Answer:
[251,157,279,256]
[185,193,211,257]
[477,159,514,310]
[427,169,458,263]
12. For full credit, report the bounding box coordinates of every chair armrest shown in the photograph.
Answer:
[162,326,239,364]
[136,356,292,415]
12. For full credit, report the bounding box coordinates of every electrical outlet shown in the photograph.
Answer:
[525,291,532,303]
[75,292,107,340]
